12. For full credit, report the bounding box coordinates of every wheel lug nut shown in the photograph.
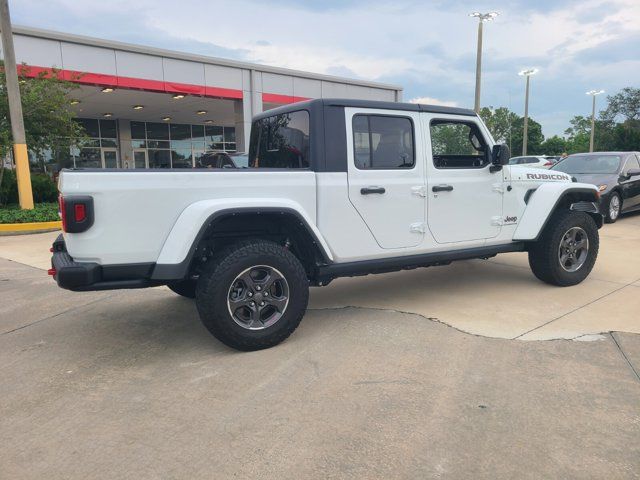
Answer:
[248,292,253,297]
[264,292,268,296]
[260,301,265,306]
[256,286,261,291]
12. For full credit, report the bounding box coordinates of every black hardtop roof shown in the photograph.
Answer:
[253,98,476,121]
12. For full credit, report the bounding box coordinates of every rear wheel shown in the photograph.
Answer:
[196,240,309,351]
[528,210,599,286]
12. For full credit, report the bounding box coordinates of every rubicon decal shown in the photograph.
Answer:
[526,173,570,181]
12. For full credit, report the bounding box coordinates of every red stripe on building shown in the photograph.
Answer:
[18,64,244,100]
[262,93,309,104]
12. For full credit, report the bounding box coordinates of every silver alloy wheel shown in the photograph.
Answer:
[227,265,290,330]
[609,194,621,220]
[558,226,589,272]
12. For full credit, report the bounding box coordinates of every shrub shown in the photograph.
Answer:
[0,202,60,224]
[0,169,58,205]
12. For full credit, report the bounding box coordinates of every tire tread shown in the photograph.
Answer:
[196,239,308,351]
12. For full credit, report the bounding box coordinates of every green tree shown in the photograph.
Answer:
[479,106,519,146]
[563,115,591,153]
[601,87,640,122]
[510,117,544,155]
[0,62,86,166]
[540,135,566,155]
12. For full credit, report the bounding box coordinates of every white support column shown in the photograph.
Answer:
[234,97,252,153]
[117,119,133,168]
[235,70,263,153]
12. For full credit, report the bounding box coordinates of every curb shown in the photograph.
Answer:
[0,221,62,235]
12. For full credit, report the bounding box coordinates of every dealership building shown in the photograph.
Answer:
[3,26,403,170]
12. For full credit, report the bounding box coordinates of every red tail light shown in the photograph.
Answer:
[74,203,86,222]
[58,195,67,232]
[544,161,553,166]
[58,195,94,233]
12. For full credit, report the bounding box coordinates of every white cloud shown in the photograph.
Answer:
[409,96,459,107]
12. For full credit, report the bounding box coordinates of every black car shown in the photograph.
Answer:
[551,152,640,223]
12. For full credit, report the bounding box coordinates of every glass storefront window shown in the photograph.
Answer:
[77,119,100,138]
[72,118,120,169]
[205,126,224,148]
[126,122,237,169]
[171,148,193,168]
[193,150,206,168]
[146,122,169,140]
[147,140,170,149]
[131,122,146,140]
[170,123,191,140]
[100,120,117,139]
[192,125,205,142]
[224,127,236,143]
[100,138,117,148]
[148,149,171,168]
[76,148,102,168]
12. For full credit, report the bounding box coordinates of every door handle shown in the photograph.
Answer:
[361,186,386,195]
[432,185,454,192]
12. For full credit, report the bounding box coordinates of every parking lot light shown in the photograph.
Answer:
[469,11,499,113]
[586,90,605,152]
[519,68,538,155]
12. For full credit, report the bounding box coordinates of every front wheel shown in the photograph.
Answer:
[604,192,621,223]
[528,211,599,286]
[195,240,309,351]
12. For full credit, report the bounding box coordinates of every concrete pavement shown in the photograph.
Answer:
[1,258,639,479]
[1,214,640,479]
[3,212,638,341]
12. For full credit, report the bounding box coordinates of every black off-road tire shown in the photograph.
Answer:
[604,192,621,224]
[195,240,309,351]
[528,210,599,286]
[167,280,197,298]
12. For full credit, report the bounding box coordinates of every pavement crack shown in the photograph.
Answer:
[1,293,119,335]
[609,332,640,384]
[307,305,487,340]
[513,276,640,340]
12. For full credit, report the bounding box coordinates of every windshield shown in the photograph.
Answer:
[552,155,622,174]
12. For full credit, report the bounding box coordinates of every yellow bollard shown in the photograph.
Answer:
[13,143,34,210]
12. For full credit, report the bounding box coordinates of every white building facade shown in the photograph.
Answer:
[3,26,402,170]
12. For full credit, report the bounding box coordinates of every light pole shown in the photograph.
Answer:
[586,89,604,152]
[518,68,538,155]
[0,0,34,209]
[469,11,499,113]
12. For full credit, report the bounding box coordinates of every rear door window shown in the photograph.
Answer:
[352,115,415,169]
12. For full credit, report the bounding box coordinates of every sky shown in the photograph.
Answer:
[11,0,640,137]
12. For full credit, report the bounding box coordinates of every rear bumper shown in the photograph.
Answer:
[50,235,157,291]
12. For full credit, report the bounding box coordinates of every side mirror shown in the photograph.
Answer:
[490,144,510,172]
[625,168,640,178]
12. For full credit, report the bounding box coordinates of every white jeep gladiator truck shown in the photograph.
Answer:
[51,99,603,350]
